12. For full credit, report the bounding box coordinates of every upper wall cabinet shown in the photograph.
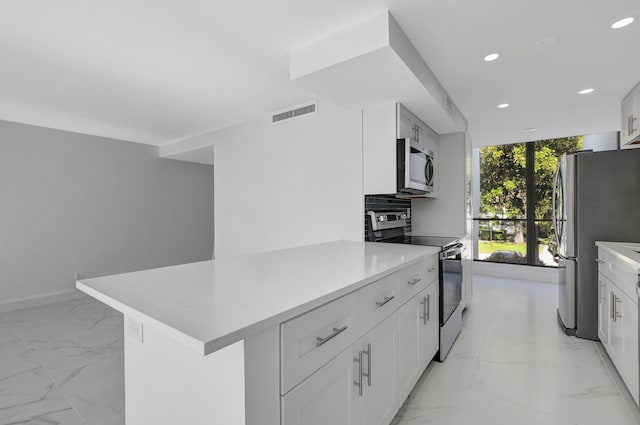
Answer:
[621,82,640,149]
[363,102,439,198]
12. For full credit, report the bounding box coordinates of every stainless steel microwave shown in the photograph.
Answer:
[397,138,434,195]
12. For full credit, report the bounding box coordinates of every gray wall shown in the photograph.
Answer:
[0,120,214,303]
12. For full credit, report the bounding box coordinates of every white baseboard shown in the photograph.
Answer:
[0,289,85,314]
[473,261,560,283]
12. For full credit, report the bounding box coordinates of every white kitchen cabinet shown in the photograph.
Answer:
[605,277,639,404]
[597,245,640,404]
[281,253,439,425]
[397,104,414,141]
[420,282,439,370]
[597,275,610,344]
[281,345,359,425]
[358,271,400,337]
[621,82,640,148]
[619,287,639,406]
[281,292,359,393]
[397,103,439,199]
[397,292,422,400]
[356,314,399,425]
[397,282,438,401]
[363,102,439,197]
[283,312,400,425]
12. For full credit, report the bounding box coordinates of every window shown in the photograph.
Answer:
[475,137,583,267]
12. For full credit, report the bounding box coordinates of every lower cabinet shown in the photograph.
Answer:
[604,278,639,404]
[281,254,440,425]
[282,314,398,425]
[356,314,398,425]
[419,283,439,371]
[597,275,609,344]
[597,245,639,405]
[281,345,359,425]
[397,283,438,401]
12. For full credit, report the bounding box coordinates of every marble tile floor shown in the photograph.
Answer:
[2,275,640,424]
[392,275,640,425]
[0,296,124,425]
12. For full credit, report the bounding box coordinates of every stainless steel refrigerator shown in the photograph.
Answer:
[554,149,640,340]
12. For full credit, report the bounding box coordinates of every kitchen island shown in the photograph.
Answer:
[77,240,440,425]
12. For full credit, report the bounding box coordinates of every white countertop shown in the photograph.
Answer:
[596,241,640,268]
[77,240,439,355]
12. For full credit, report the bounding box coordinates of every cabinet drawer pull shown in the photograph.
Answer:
[615,295,622,320]
[362,343,371,386]
[375,295,395,308]
[596,258,605,264]
[426,294,431,321]
[316,325,348,347]
[353,351,363,396]
[427,267,436,272]
[407,277,422,286]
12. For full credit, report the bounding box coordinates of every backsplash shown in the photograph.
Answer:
[364,195,412,240]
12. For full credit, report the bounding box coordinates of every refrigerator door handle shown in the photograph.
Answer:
[552,162,561,250]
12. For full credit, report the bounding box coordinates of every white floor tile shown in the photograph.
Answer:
[2,275,639,425]
[394,275,639,425]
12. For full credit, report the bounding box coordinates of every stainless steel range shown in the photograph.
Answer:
[366,211,463,361]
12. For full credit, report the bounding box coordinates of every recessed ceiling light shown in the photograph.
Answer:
[497,103,510,109]
[578,88,595,95]
[612,17,634,29]
[484,53,499,62]
[524,128,537,132]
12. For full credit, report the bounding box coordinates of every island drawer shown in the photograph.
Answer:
[396,256,438,306]
[358,269,401,336]
[422,254,439,285]
[281,292,358,394]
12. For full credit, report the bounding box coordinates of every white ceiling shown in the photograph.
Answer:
[1,0,639,147]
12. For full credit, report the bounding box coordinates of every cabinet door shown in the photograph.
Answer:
[608,284,622,368]
[618,290,639,404]
[597,275,609,344]
[621,87,640,145]
[419,282,439,369]
[282,346,359,425]
[397,295,422,401]
[358,314,399,425]
[397,103,414,140]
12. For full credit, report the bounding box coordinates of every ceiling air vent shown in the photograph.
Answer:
[272,101,317,125]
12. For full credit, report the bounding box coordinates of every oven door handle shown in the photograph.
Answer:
[440,246,462,260]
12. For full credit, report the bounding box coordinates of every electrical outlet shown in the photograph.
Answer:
[126,317,144,343]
